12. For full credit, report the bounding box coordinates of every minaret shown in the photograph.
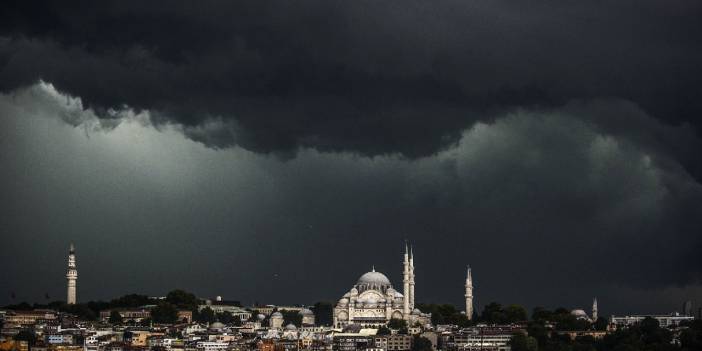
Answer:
[465,266,473,320]
[66,244,77,305]
[403,242,410,320]
[409,245,415,310]
[592,298,598,321]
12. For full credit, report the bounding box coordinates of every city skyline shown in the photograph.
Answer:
[2,1,702,317]
[2,240,696,319]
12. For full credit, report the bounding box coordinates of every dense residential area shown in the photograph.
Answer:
[1,289,701,351]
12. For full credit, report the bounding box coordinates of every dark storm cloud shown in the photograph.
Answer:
[1,85,701,312]
[2,1,702,313]
[2,1,702,168]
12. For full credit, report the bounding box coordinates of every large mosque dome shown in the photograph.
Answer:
[356,270,391,287]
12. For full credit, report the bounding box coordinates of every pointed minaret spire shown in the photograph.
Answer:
[402,241,410,321]
[592,298,598,321]
[372,265,375,272]
[465,265,473,320]
[409,244,415,310]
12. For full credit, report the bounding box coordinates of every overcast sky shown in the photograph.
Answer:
[1,0,701,315]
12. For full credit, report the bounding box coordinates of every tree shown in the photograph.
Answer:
[388,318,408,330]
[4,302,32,310]
[109,310,123,324]
[593,317,608,331]
[216,311,237,324]
[531,307,553,322]
[480,302,506,324]
[109,294,152,308]
[165,289,199,310]
[509,333,538,351]
[503,304,528,323]
[248,309,261,322]
[416,303,472,327]
[526,321,549,348]
[151,302,178,324]
[411,336,433,351]
[196,307,216,323]
[280,309,302,326]
[312,302,334,326]
[61,303,97,320]
[377,326,392,335]
[680,320,702,351]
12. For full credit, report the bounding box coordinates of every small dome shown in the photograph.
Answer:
[412,308,421,315]
[271,311,283,318]
[285,323,297,331]
[299,308,314,316]
[257,314,266,321]
[338,298,349,305]
[357,270,392,287]
[570,309,589,319]
[210,322,225,329]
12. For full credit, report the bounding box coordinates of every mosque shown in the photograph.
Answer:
[333,244,437,328]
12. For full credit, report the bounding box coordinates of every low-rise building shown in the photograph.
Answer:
[99,309,151,323]
[373,335,413,351]
[610,313,695,329]
[3,310,57,326]
[46,334,75,344]
[449,325,523,351]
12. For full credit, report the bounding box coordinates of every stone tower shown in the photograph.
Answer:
[592,298,598,321]
[66,244,77,305]
[465,266,473,320]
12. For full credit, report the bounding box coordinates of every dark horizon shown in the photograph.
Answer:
[1,0,701,317]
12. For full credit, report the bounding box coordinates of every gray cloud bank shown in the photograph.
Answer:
[1,82,700,313]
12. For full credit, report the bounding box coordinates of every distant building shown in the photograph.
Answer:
[199,300,251,321]
[46,334,74,345]
[332,335,372,351]
[99,309,151,322]
[610,313,694,328]
[256,306,305,316]
[449,325,524,351]
[177,310,193,323]
[3,310,57,326]
[373,335,413,351]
